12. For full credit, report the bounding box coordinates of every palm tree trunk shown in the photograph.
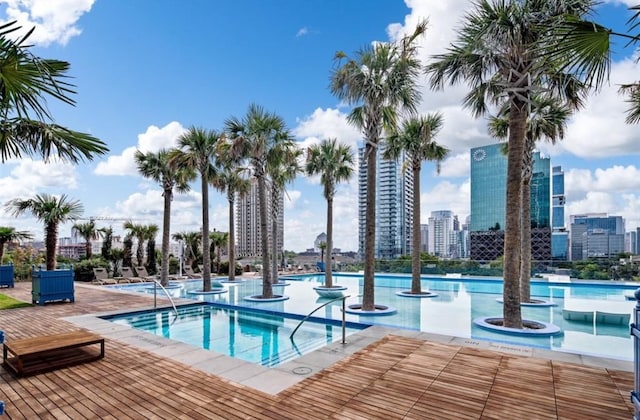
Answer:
[0,240,5,262]
[228,195,236,282]
[271,214,278,285]
[411,163,422,293]
[363,143,377,311]
[86,241,92,258]
[45,222,57,270]
[520,142,533,303]
[258,174,272,298]
[503,102,527,328]
[325,196,333,288]
[201,174,212,292]
[160,188,172,287]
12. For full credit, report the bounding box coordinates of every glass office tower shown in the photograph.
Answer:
[551,166,568,260]
[469,143,552,263]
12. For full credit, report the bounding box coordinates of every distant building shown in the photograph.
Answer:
[427,210,457,258]
[469,143,551,263]
[420,224,428,253]
[236,179,284,258]
[569,214,625,260]
[314,232,327,252]
[625,231,637,255]
[551,166,569,260]
[358,144,413,259]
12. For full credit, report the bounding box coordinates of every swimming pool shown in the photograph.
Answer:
[110,274,639,361]
[103,303,367,367]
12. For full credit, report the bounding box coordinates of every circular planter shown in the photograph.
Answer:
[187,289,227,295]
[313,286,348,299]
[495,298,557,307]
[473,317,562,336]
[260,282,291,287]
[344,304,397,316]
[396,290,438,298]
[244,294,290,302]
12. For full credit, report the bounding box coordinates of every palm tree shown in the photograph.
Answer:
[225,104,293,299]
[489,96,571,302]
[100,226,113,260]
[209,230,228,274]
[0,21,108,163]
[383,115,448,295]
[72,219,101,259]
[135,149,192,286]
[331,22,426,311]
[144,224,159,275]
[172,231,201,270]
[427,0,610,328]
[305,138,354,288]
[210,143,251,282]
[5,194,83,270]
[170,127,222,292]
[268,144,302,284]
[123,221,147,267]
[0,226,33,262]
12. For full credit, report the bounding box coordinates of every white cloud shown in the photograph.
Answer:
[94,121,186,176]
[296,27,308,37]
[439,152,469,178]
[1,0,95,46]
[421,179,470,223]
[294,107,362,151]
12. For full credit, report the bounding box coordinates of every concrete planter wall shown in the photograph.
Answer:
[31,265,75,305]
[0,264,14,288]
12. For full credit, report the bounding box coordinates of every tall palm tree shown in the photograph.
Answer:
[72,219,101,259]
[383,114,448,295]
[489,96,571,302]
[225,104,293,299]
[123,221,147,267]
[172,231,202,270]
[0,226,33,262]
[331,22,427,311]
[169,127,222,292]
[100,226,113,260]
[305,138,354,288]
[5,194,83,270]
[268,145,302,284]
[0,21,108,163]
[135,149,192,286]
[427,0,610,328]
[210,143,251,282]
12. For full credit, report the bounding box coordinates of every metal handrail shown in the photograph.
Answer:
[631,288,640,420]
[152,278,179,318]
[290,294,351,344]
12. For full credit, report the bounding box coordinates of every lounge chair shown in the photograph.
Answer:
[134,266,158,282]
[562,309,594,323]
[183,265,200,279]
[92,267,126,285]
[595,311,630,325]
[121,267,144,283]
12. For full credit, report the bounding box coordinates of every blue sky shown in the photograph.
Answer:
[0,0,638,253]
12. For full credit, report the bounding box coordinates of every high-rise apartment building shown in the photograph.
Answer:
[625,231,637,255]
[235,179,284,258]
[428,210,457,258]
[551,166,569,260]
[420,224,428,253]
[358,145,413,259]
[469,143,551,263]
[569,214,625,260]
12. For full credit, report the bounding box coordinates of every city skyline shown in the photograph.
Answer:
[0,1,638,252]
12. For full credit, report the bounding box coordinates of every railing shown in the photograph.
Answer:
[631,289,640,419]
[151,278,179,318]
[290,295,350,344]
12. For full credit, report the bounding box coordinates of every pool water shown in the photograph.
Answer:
[104,304,366,367]
[110,274,639,361]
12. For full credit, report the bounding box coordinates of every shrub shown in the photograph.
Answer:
[74,257,109,282]
[218,261,243,275]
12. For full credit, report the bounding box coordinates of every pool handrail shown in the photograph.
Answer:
[151,278,179,318]
[290,294,350,344]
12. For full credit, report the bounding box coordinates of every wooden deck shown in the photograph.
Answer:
[0,281,634,419]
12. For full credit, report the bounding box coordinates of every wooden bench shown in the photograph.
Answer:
[2,330,105,376]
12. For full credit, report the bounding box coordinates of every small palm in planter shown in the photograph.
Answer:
[305,138,354,297]
[5,194,83,304]
[0,227,33,287]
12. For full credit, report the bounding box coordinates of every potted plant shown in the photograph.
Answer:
[5,194,83,305]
